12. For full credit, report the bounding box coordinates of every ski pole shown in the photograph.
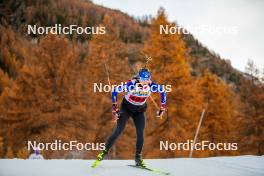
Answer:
[189,102,208,158]
[102,55,117,158]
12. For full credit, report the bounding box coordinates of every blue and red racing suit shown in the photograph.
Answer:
[111,78,166,107]
[104,78,166,157]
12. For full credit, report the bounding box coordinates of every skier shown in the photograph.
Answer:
[93,68,166,167]
[28,148,44,159]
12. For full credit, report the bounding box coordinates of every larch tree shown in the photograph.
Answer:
[17,147,30,159]
[0,26,32,79]
[0,34,89,158]
[142,8,203,158]
[84,13,132,159]
[198,70,238,156]
[238,61,264,155]
[0,136,3,157]
[0,69,12,94]
[5,147,14,159]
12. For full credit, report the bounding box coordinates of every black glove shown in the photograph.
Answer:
[157,104,166,118]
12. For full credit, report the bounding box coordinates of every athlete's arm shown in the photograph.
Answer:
[111,80,134,122]
[150,82,166,107]
[111,80,134,104]
[150,82,166,118]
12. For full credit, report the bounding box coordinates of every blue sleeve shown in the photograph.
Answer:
[150,82,166,105]
[111,90,118,103]
[112,80,134,103]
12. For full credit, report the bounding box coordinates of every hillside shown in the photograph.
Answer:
[0,0,263,159]
[0,0,244,82]
[182,33,243,84]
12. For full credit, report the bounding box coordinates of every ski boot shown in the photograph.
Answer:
[91,149,108,168]
[135,154,146,168]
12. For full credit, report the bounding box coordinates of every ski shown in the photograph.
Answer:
[128,164,170,175]
[91,159,101,168]
[91,150,107,168]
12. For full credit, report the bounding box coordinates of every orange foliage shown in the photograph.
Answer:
[0,1,263,159]
[142,8,203,158]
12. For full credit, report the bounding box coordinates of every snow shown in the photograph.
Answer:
[0,155,263,176]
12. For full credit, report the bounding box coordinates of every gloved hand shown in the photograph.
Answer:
[157,104,166,119]
[112,103,119,122]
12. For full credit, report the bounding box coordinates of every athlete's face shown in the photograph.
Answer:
[140,79,150,85]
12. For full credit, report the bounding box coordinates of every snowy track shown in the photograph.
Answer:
[0,155,263,176]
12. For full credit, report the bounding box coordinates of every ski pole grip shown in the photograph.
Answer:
[157,109,163,119]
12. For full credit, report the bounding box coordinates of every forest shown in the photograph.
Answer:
[0,0,263,159]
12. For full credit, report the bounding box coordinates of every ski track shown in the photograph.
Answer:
[205,156,264,176]
[0,156,263,176]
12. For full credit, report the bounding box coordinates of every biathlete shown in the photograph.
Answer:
[93,68,166,167]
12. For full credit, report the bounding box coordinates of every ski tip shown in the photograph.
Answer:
[91,160,100,168]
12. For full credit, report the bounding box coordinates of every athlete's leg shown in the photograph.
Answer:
[131,112,146,156]
[105,109,130,152]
